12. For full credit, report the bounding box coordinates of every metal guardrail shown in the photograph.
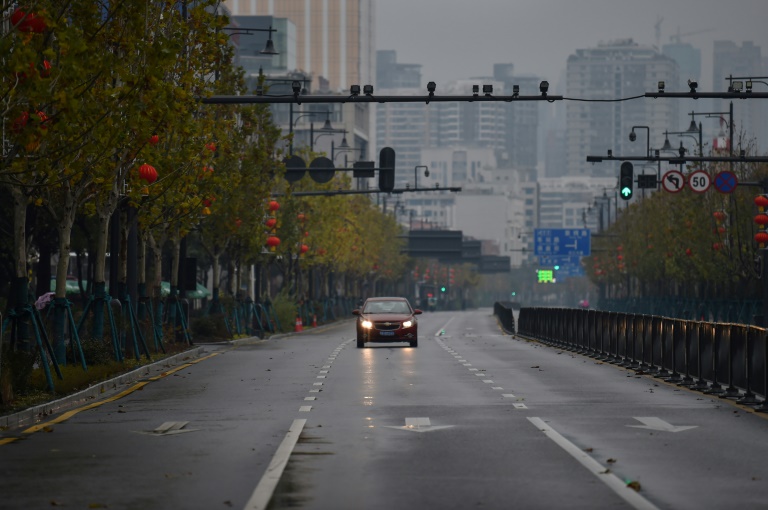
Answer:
[493,302,516,335]
[510,307,768,412]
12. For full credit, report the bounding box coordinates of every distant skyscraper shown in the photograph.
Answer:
[713,41,765,153]
[662,41,701,131]
[376,51,425,188]
[565,39,679,178]
[493,64,539,177]
[224,0,375,92]
[427,80,506,151]
[377,50,421,89]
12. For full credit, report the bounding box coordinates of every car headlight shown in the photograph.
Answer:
[361,320,373,329]
[402,320,413,328]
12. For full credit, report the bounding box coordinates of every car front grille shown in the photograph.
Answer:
[375,322,400,331]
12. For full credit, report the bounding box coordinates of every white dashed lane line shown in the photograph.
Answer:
[436,335,529,407]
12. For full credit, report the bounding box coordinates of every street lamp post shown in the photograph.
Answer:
[629,126,651,157]
[414,165,429,190]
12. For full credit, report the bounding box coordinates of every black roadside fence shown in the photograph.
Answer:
[492,304,767,412]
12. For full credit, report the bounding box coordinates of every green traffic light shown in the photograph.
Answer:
[441,286,446,292]
[621,186,632,197]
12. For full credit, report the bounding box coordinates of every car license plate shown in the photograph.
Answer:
[379,331,395,336]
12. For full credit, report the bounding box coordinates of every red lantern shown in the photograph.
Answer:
[712,242,722,251]
[148,134,159,146]
[40,60,51,78]
[300,244,309,254]
[755,232,768,244]
[755,196,768,208]
[304,231,309,237]
[268,200,280,212]
[202,198,212,207]
[685,248,693,256]
[755,214,768,226]
[206,142,216,152]
[297,213,306,222]
[11,9,46,33]
[265,217,277,228]
[12,111,29,132]
[266,235,281,247]
[713,210,726,222]
[138,163,158,184]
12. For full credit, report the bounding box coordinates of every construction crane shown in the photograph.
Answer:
[669,26,714,44]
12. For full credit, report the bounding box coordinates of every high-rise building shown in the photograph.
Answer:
[565,39,679,178]
[427,80,506,151]
[493,64,539,176]
[224,0,375,92]
[377,50,421,89]
[713,41,765,153]
[376,51,426,188]
[662,41,701,132]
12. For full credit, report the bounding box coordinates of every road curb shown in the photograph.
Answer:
[0,346,207,431]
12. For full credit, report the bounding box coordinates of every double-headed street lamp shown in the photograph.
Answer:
[220,26,279,55]
[290,109,335,154]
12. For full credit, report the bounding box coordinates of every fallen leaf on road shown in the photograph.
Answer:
[626,481,641,492]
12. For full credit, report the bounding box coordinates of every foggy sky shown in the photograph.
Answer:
[377,0,768,92]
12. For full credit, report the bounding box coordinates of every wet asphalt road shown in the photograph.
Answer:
[2,308,768,510]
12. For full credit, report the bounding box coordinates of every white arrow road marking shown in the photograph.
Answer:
[137,421,198,436]
[386,417,454,433]
[528,418,660,510]
[627,417,698,433]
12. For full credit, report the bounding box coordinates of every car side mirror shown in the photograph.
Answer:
[413,309,423,315]
[352,309,360,315]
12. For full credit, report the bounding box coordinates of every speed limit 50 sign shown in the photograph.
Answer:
[688,170,711,193]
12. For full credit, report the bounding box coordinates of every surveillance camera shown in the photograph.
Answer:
[291,81,301,95]
[427,81,436,93]
[350,84,361,96]
[629,132,637,142]
[363,84,374,95]
[539,80,549,95]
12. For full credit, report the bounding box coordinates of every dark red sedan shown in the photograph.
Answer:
[352,297,422,348]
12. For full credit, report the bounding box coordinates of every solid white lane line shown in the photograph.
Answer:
[243,419,307,510]
[527,418,660,510]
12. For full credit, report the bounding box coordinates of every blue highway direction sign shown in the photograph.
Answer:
[534,229,591,257]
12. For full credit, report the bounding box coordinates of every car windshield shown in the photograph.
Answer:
[364,300,410,314]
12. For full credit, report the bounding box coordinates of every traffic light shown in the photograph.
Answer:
[440,286,446,292]
[619,162,634,200]
[378,147,396,192]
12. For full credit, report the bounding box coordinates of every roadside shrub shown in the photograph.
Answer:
[270,290,297,333]
[190,313,230,341]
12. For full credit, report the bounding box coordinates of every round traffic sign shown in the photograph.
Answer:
[309,156,335,184]
[688,170,711,193]
[662,170,685,193]
[283,155,306,183]
[714,170,738,194]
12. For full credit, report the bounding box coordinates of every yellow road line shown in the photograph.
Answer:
[0,351,221,446]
